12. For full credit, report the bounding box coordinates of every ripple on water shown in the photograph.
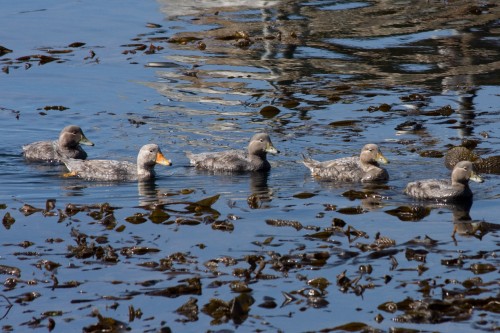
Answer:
[329,29,458,49]
[0,0,499,332]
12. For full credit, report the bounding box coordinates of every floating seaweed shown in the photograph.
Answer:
[1,4,499,331]
[146,277,202,298]
[259,105,280,118]
[83,309,130,332]
[167,36,202,44]
[201,293,255,325]
[293,192,317,199]
[175,297,199,322]
[68,42,86,48]
[0,264,21,277]
[307,277,330,291]
[328,120,360,127]
[148,207,170,223]
[0,45,13,56]
[2,212,15,229]
[121,246,160,257]
[265,219,303,231]
[385,205,431,221]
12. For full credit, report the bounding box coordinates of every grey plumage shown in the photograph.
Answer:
[303,143,389,182]
[23,125,94,162]
[63,144,171,181]
[404,161,484,202]
[186,133,279,172]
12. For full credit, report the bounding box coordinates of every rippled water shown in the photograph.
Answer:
[1,0,499,332]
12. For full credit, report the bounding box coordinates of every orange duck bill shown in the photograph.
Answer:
[155,151,172,166]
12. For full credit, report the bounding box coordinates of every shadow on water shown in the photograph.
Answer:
[0,0,499,332]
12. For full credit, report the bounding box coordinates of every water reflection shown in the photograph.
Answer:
[247,171,273,208]
[249,170,269,193]
[450,200,500,240]
[152,0,500,136]
[179,167,273,209]
[157,0,280,18]
[386,197,500,240]
[330,29,458,49]
[1,1,498,332]
[138,180,160,205]
[156,0,499,85]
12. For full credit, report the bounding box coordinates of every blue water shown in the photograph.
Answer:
[1,0,499,332]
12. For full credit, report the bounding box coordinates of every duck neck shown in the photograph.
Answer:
[451,178,468,189]
[360,159,379,171]
[249,152,268,170]
[57,140,72,152]
[137,161,155,180]
[250,150,266,160]
[56,140,85,159]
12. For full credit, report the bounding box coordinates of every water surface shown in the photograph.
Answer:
[1,0,499,332]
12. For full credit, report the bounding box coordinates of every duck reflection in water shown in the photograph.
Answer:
[247,171,273,209]
[137,180,161,206]
[387,197,498,241]
[450,200,500,241]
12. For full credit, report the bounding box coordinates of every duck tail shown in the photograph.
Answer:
[302,154,317,170]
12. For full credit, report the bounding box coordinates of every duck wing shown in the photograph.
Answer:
[63,159,136,181]
[404,179,470,202]
[187,150,251,172]
[23,140,58,161]
[303,156,364,181]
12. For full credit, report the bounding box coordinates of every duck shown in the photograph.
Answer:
[444,146,500,174]
[23,125,94,162]
[404,160,484,202]
[186,133,279,172]
[302,143,389,182]
[62,144,172,181]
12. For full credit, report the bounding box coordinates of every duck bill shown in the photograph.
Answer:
[79,134,95,146]
[155,151,172,166]
[266,143,280,154]
[470,172,484,183]
[376,152,389,164]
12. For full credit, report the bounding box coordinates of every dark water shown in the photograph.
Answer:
[1,0,499,332]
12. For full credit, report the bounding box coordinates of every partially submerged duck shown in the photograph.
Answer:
[23,125,94,162]
[404,161,484,202]
[186,133,279,172]
[444,146,500,174]
[302,143,389,182]
[63,144,172,181]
